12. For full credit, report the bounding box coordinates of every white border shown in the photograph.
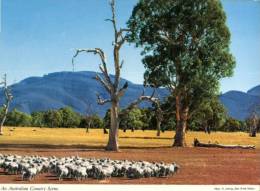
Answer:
[0,185,259,191]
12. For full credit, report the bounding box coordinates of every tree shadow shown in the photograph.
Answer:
[119,136,172,140]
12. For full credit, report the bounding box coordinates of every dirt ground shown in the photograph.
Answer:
[0,147,259,184]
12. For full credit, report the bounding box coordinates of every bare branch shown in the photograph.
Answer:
[141,89,145,96]
[94,74,112,93]
[96,93,111,105]
[72,48,107,65]
[150,89,156,98]
[106,1,129,93]
[105,18,113,23]
[109,0,118,40]
[118,28,130,36]
[121,89,160,116]
[118,81,128,98]
[72,48,112,86]
[116,28,130,49]
[120,60,124,69]
[0,74,12,103]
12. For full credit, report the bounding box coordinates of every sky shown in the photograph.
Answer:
[0,0,259,93]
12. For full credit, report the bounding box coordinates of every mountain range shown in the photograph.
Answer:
[0,71,259,120]
[0,71,168,117]
[219,86,260,120]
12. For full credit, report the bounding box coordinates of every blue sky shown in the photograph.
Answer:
[0,0,259,93]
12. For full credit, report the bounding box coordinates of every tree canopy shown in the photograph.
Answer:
[127,0,235,146]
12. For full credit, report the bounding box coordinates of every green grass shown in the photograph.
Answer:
[0,127,259,148]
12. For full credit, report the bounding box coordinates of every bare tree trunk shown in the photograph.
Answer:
[249,113,257,137]
[86,121,90,133]
[173,121,187,146]
[156,107,163,136]
[156,119,161,137]
[0,74,12,136]
[249,126,257,137]
[0,103,9,135]
[173,94,188,146]
[106,101,119,151]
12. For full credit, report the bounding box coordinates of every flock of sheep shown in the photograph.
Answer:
[0,154,179,181]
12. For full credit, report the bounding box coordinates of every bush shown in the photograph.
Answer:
[222,118,242,132]
[5,109,32,127]
[79,115,104,129]
[31,112,45,127]
[59,107,81,128]
[43,110,63,128]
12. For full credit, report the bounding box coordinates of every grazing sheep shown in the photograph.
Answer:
[100,165,114,179]
[143,166,153,178]
[0,153,179,181]
[74,166,87,180]
[22,166,37,181]
[126,165,144,179]
[7,162,19,174]
[57,165,69,180]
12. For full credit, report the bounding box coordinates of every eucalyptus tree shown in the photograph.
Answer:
[189,96,227,132]
[128,0,235,146]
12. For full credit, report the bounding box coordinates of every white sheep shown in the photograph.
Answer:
[57,165,69,180]
[22,166,37,181]
[0,153,179,181]
[74,166,87,180]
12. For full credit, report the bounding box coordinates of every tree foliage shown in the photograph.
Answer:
[127,0,235,146]
[189,96,227,131]
[5,109,32,127]
[59,107,81,128]
[120,108,145,131]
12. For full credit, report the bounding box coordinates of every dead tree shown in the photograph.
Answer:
[0,74,13,135]
[194,138,255,149]
[85,101,95,133]
[249,113,258,137]
[72,0,130,151]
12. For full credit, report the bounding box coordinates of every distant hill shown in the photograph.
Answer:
[0,71,259,120]
[247,85,260,97]
[220,86,260,120]
[0,71,168,117]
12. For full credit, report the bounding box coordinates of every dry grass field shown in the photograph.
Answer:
[0,127,259,148]
[0,127,259,184]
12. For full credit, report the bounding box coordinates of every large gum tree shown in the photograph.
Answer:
[127,0,235,146]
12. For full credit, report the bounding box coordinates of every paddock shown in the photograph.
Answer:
[0,127,259,184]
